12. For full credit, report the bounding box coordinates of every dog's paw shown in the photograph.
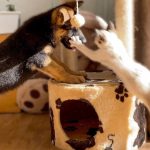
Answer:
[58,74,85,84]
[67,70,87,78]
[74,71,87,77]
[68,75,85,84]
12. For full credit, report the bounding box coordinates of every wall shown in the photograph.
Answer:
[0,0,53,23]
[82,0,115,22]
[0,0,114,24]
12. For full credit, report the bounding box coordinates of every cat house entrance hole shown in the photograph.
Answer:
[60,99,101,140]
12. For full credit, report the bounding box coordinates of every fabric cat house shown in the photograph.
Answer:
[48,72,146,150]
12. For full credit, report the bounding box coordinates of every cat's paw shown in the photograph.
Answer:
[94,22,118,49]
[94,31,107,48]
[69,39,85,51]
[96,29,128,59]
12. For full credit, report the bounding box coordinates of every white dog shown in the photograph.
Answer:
[70,23,150,110]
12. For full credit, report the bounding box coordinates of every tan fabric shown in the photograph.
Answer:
[48,72,146,150]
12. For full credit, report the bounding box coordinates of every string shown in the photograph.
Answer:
[76,0,79,14]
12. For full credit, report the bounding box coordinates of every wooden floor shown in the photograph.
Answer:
[0,113,149,150]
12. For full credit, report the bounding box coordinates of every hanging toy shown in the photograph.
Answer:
[69,0,85,28]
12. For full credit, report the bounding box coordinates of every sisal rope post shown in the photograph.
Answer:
[115,0,134,58]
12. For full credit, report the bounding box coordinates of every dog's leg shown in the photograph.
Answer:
[26,51,52,70]
[34,58,85,84]
[26,46,85,83]
[51,55,86,77]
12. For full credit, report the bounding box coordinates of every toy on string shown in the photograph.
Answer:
[70,0,85,28]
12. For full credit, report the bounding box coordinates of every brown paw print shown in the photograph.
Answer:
[115,83,129,102]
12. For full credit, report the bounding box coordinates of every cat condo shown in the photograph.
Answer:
[48,71,146,150]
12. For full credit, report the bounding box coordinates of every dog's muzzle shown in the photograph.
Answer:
[61,28,86,49]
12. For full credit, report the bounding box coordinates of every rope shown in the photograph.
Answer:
[76,0,79,14]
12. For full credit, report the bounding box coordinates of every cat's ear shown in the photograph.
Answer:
[107,21,116,32]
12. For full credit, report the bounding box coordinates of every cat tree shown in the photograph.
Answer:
[49,76,146,150]
[48,0,146,150]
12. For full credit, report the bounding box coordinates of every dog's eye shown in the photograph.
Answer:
[61,24,72,30]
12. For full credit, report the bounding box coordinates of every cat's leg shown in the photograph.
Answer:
[71,28,150,109]
[70,30,129,65]
[92,29,150,103]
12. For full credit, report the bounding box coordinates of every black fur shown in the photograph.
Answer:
[0,5,79,93]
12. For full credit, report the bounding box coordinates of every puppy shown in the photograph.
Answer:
[0,2,86,93]
[70,23,150,110]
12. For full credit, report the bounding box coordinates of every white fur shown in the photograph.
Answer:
[70,30,150,109]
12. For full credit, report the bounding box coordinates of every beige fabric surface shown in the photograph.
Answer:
[48,73,146,150]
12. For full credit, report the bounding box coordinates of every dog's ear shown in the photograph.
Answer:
[51,7,73,25]
[59,7,74,24]
[107,21,116,32]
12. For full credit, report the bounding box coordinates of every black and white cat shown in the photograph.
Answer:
[70,23,150,109]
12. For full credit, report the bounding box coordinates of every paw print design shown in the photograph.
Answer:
[115,83,129,102]
[17,79,49,113]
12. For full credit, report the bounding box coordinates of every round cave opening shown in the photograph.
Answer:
[60,99,102,141]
